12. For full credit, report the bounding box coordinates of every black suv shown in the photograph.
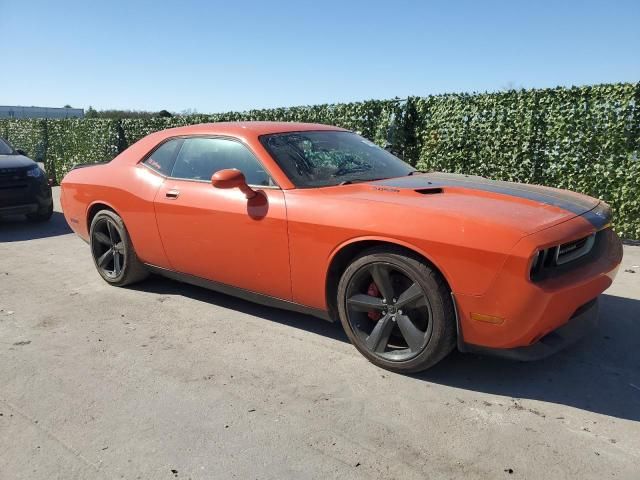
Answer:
[0,136,53,221]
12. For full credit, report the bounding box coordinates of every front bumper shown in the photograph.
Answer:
[461,298,599,360]
[0,203,40,215]
[455,216,622,352]
[0,177,52,217]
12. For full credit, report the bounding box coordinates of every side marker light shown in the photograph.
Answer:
[471,313,505,325]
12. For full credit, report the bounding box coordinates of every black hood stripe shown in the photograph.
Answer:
[373,173,602,219]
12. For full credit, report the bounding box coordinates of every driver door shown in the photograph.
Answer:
[153,136,292,301]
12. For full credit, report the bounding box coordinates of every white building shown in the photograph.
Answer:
[0,106,84,119]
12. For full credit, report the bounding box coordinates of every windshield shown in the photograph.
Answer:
[0,138,15,155]
[259,131,414,187]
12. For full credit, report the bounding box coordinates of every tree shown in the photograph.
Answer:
[64,104,72,108]
[158,109,173,118]
[85,106,98,118]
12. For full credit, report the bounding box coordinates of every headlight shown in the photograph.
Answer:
[530,232,598,281]
[26,166,43,178]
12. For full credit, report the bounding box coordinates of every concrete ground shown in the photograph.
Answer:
[1,187,639,480]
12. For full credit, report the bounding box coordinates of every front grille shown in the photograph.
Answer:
[0,167,38,207]
[0,167,29,188]
[0,167,27,179]
[531,230,604,282]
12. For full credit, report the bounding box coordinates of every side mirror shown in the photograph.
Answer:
[211,169,256,199]
[16,148,27,156]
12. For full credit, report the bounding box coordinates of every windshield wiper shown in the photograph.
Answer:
[407,170,426,176]
[338,177,388,186]
[333,165,372,177]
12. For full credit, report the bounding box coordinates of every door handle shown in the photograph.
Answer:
[165,189,180,199]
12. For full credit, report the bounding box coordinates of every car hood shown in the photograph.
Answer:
[0,154,36,169]
[330,172,602,235]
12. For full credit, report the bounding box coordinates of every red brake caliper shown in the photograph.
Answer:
[367,282,382,321]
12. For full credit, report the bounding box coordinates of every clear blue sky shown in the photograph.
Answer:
[1,0,638,113]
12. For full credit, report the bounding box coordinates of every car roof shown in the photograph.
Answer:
[160,121,348,137]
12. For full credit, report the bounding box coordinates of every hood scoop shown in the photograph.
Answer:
[415,187,443,195]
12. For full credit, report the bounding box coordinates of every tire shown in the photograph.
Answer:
[27,202,53,222]
[337,246,456,373]
[89,209,148,287]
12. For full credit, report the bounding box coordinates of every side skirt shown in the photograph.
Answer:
[143,264,333,322]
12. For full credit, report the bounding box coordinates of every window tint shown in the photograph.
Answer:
[0,137,15,155]
[170,137,272,186]
[144,139,182,175]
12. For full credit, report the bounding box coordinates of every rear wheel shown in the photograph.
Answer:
[337,247,456,373]
[89,210,148,286]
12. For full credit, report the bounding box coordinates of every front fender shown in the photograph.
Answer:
[326,235,458,294]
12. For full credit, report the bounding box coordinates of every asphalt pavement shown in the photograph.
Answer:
[1,188,639,479]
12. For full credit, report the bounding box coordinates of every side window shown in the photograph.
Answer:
[143,139,182,175]
[170,137,272,186]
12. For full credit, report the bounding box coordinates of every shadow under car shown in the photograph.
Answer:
[131,275,640,422]
[0,211,71,242]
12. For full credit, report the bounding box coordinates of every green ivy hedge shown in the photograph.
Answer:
[411,83,640,239]
[1,82,638,239]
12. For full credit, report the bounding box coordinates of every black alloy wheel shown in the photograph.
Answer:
[89,210,148,286]
[345,262,433,361]
[337,247,456,373]
[91,216,126,279]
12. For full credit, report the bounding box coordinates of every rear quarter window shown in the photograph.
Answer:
[143,139,183,175]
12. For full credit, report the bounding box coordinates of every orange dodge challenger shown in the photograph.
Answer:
[61,122,622,372]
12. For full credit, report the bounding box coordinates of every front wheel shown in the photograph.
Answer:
[337,247,456,373]
[89,210,148,286]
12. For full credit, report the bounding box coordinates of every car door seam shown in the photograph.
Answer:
[151,177,176,271]
[282,191,295,302]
